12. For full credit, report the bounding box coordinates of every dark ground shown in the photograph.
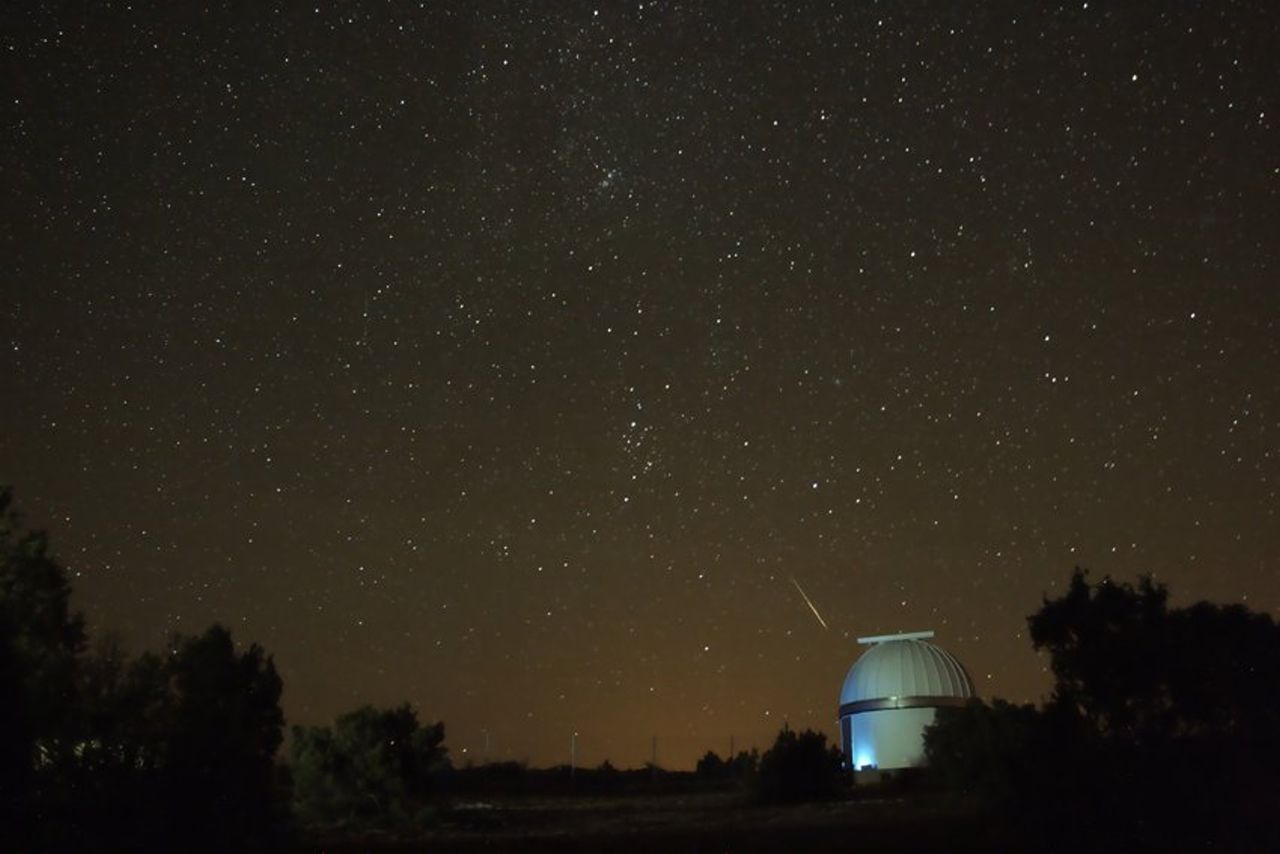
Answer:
[302,792,1004,853]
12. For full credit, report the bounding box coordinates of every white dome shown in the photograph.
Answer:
[839,633,974,707]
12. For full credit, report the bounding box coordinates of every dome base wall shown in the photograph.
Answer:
[843,706,938,771]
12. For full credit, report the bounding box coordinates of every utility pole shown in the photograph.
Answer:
[570,730,577,783]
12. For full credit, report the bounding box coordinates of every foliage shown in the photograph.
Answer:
[49,625,286,852]
[1030,569,1280,745]
[0,489,86,676]
[695,749,726,777]
[755,725,843,803]
[924,698,1038,802]
[0,488,287,851]
[696,747,759,782]
[158,626,286,849]
[291,703,451,829]
[0,487,87,845]
[926,567,1280,852]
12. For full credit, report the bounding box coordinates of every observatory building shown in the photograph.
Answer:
[837,631,974,772]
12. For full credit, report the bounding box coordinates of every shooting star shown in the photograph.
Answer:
[790,576,829,631]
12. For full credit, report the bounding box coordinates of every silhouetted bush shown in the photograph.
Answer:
[755,725,844,803]
[924,697,1038,802]
[696,747,760,786]
[291,703,451,831]
[696,749,727,777]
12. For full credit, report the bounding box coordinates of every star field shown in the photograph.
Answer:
[4,2,1278,768]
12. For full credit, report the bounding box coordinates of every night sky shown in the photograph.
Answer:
[4,2,1278,769]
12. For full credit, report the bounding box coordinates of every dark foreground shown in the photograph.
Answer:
[304,792,1001,853]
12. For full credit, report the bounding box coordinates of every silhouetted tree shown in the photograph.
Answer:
[1033,570,1280,849]
[1031,569,1280,747]
[927,568,1280,852]
[0,487,86,846]
[158,625,285,850]
[0,489,288,850]
[73,635,170,777]
[755,725,843,803]
[696,748,758,784]
[924,697,1038,802]
[695,749,727,777]
[0,602,31,849]
[44,627,285,851]
[291,703,450,830]
[730,747,760,778]
[732,747,757,783]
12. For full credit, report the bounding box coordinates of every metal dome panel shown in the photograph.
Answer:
[839,635,975,706]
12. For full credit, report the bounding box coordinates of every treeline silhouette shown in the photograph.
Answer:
[1,489,286,851]
[0,487,845,850]
[925,568,1280,852]
[10,483,1280,851]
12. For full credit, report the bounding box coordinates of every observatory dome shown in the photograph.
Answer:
[839,633,974,707]
[837,631,975,774]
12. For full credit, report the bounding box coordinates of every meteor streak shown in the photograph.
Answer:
[790,576,829,631]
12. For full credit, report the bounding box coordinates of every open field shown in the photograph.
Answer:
[305,791,1004,853]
